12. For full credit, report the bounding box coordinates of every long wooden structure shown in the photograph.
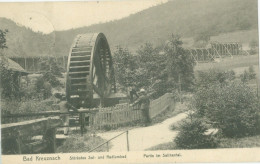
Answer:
[9,56,68,73]
[188,42,243,63]
[1,117,62,154]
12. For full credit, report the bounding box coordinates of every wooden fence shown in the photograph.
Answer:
[86,93,174,129]
[149,93,174,118]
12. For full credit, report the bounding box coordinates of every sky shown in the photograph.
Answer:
[0,0,168,33]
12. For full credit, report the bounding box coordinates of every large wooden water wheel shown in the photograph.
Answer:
[66,33,116,108]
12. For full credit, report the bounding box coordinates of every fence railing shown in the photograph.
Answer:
[87,93,174,129]
[149,93,174,118]
[1,93,174,154]
[1,116,62,154]
[88,130,130,152]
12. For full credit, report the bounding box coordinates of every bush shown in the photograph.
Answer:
[35,76,52,99]
[194,81,260,137]
[56,135,110,153]
[196,69,235,89]
[174,117,218,149]
[249,39,258,55]
[240,66,256,83]
[1,99,54,115]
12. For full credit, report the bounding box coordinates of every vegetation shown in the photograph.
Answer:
[0,29,8,49]
[194,68,260,137]
[113,46,138,90]
[174,116,218,149]
[56,134,110,153]
[165,35,195,92]
[147,142,176,151]
[194,81,259,137]
[193,32,211,48]
[196,69,235,89]
[0,28,62,118]
[1,99,55,115]
[218,135,260,148]
[240,66,256,83]
[113,36,195,98]
[249,39,258,55]
[0,29,20,99]
[148,135,260,150]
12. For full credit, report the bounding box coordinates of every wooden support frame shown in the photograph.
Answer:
[1,117,62,154]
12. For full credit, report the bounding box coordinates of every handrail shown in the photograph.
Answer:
[2,109,99,118]
[88,129,130,152]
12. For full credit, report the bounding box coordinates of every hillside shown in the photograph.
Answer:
[0,0,258,57]
[0,18,55,56]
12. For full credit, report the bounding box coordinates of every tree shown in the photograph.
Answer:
[38,57,63,88]
[114,43,170,97]
[240,66,256,83]
[249,39,258,55]
[0,29,8,49]
[196,69,236,89]
[193,32,211,48]
[174,116,218,149]
[194,81,260,137]
[136,43,168,96]
[164,35,195,92]
[0,29,17,99]
[113,46,138,90]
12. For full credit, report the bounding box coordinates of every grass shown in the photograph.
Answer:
[210,30,259,50]
[183,29,259,49]
[151,100,189,125]
[147,135,260,151]
[148,142,177,151]
[195,55,259,73]
[56,134,111,153]
[170,118,186,131]
[218,135,260,148]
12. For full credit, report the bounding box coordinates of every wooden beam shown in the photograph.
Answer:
[1,117,62,139]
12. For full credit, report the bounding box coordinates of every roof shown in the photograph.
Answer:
[0,56,28,75]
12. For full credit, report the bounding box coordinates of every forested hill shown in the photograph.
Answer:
[0,18,55,56]
[0,0,258,57]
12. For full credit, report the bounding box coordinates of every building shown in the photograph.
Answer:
[0,56,28,99]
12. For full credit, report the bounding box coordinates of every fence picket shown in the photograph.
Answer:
[83,93,173,129]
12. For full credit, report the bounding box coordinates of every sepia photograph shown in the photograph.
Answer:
[0,0,259,163]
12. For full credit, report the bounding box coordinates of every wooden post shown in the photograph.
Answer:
[106,142,109,152]
[126,130,129,151]
[15,136,22,154]
[80,113,85,136]
[32,58,35,72]
[44,128,56,153]
[63,56,66,70]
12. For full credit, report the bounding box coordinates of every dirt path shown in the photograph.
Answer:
[97,112,188,152]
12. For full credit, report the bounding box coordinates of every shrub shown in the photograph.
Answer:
[35,76,52,99]
[249,39,258,55]
[194,81,260,137]
[240,66,256,83]
[56,135,110,153]
[174,117,218,149]
[0,56,22,99]
[196,69,235,89]
[1,99,54,115]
